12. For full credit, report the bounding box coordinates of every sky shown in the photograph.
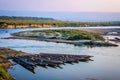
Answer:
[0,0,120,12]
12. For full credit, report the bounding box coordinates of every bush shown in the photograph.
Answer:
[0,67,13,80]
[24,29,105,41]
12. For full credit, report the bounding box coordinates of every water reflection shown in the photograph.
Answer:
[0,28,120,80]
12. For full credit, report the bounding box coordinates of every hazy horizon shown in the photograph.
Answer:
[0,10,120,22]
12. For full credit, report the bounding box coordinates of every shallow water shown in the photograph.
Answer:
[0,27,120,80]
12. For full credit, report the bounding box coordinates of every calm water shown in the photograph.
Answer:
[0,27,120,80]
[1,10,120,22]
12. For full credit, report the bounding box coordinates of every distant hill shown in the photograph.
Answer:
[0,16,55,21]
[0,16,120,28]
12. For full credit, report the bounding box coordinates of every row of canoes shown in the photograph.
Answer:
[12,53,93,73]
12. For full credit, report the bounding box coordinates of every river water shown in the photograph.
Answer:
[0,27,120,80]
[1,11,120,22]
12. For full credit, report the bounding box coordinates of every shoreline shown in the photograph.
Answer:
[3,36,118,47]
[0,47,29,80]
[0,27,120,80]
[4,28,119,47]
[0,47,93,79]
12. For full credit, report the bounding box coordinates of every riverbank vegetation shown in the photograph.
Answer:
[0,66,13,80]
[12,29,119,47]
[0,47,28,80]
[0,16,120,28]
[16,29,105,41]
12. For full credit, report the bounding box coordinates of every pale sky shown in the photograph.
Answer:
[0,0,120,12]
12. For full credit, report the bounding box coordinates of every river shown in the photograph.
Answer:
[1,11,120,22]
[0,27,120,80]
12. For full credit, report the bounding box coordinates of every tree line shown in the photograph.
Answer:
[0,16,120,28]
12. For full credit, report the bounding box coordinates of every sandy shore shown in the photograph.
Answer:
[78,28,120,35]
[2,28,120,47]
[74,28,120,46]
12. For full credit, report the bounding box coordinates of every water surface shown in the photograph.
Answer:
[0,27,120,80]
[1,11,120,22]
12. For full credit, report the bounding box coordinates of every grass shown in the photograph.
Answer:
[0,16,120,28]
[0,66,13,80]
[31,29,105,41]
[0,47,28,80]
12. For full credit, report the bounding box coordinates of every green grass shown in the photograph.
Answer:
[0,47,28,80]
[0,67,13,80]
[0,16,120,28]
[30,29,105,41]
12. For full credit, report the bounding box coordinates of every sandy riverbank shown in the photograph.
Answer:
[72,28,120,46]
[78,28,120,35]
[1,27,120,47]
